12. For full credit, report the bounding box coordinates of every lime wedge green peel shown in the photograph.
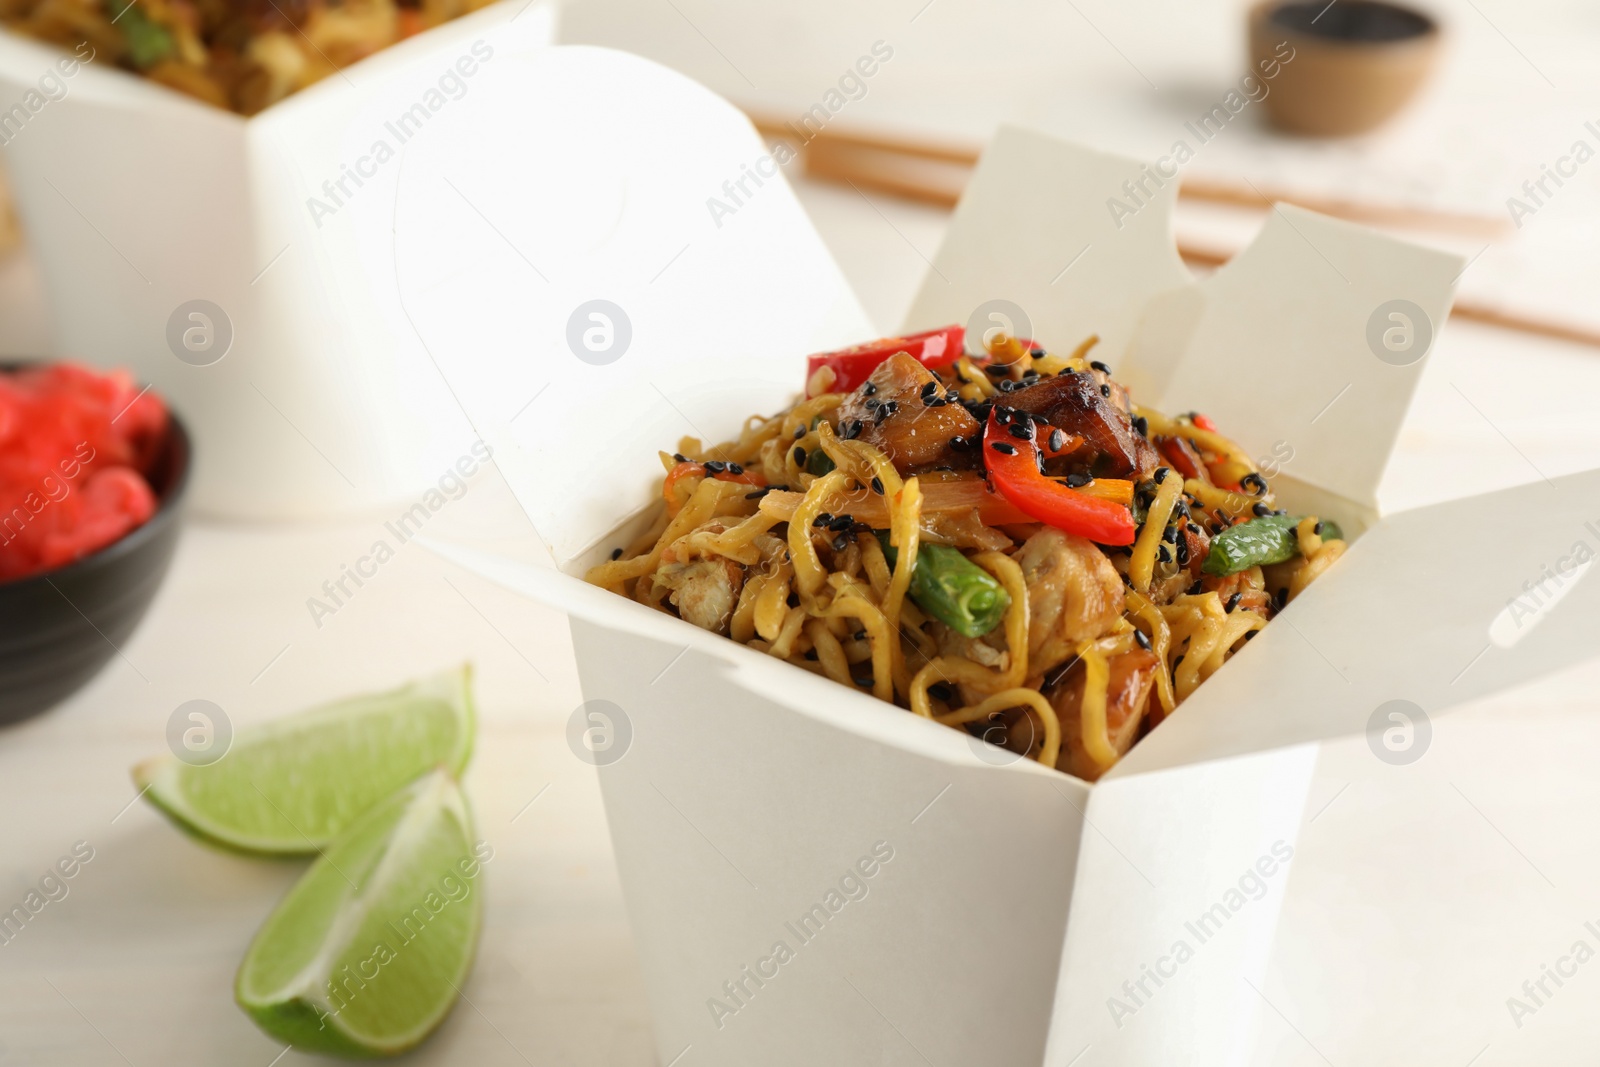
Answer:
[236,769,486,1056]
[134,666,475,855]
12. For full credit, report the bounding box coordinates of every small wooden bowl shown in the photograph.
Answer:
[1250,0,1440,137]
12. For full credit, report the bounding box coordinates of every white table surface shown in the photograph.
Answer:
[8,3,1600,1061]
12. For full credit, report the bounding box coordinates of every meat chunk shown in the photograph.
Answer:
[1015,527,1124,677]
[655,558,744,634]
[1049,648,1160,781]
[835,353,980,472]
[1006,371,1157,479]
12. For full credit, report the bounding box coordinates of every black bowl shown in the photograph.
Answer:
[0,408,191,725]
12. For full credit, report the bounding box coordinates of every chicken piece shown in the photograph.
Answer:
[1006,371,1157,479]
[1015,527,1125,678]
[1086,363,1131,413]
[834,353,980,472]
[654,558,744,634]
[1049,648,1160,781]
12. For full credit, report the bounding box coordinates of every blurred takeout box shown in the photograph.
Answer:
[0,1,556,518]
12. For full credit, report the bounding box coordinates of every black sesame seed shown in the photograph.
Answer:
[704,459,727,474]
[855,675,873,686]
[870,477,885,494]
[832,534,849,552]
[744,489,770,499]
[1211,522,1226,534]
[793,447,807,466]
[1008,423,1033,441]
[1158,545,1171,563]
[1314,521,1324,536]
[1162,526,1177,544]
[1244,630,1257,641]
[949,435,972,451]
[829,515,854,532]
[997,379,1015,393]
[841,419,863,440]
[1132,416,1149,436]
[1065,472,1090,488]
[863,382,877,396]
[920,381,937,398]
[610,547,623,560]
[1187,581,1204,595]
[1187,523,1201,535]
[1090,360,1111,374]
[673,453,688,463]
[1252,503,1271,517]
[1154,466,1171,484]
[1177,534,1190,564]
[1030,347,1045,357]
[727,462,744,475]
[864,397,881,411]
[1225,592,1242,612]
[813,512,833,527]
[1049,429,1067,452]
[852,629,866,641]
[1133,628,1152,650]
[990,441,1017,456]
[1100,384,1112,398]
[793,425,806,440]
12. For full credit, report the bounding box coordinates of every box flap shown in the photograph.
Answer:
[1111,468,1600,779]
[390,45,871,564]
[903,125,1463,514]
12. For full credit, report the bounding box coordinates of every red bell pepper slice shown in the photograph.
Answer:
[981,409,1136,546]
[805,325,964,393]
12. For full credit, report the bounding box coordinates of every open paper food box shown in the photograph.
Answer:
[370,45,1600,1067]
[0,1,555,517]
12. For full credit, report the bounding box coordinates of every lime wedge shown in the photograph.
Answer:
[134,666,475,855]
[236,769,485,1056]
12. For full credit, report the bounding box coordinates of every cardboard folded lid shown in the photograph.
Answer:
[903,126,1463,517]
[1109,466,1600,778]
[397,48,1600,778]
[392,45,872,563]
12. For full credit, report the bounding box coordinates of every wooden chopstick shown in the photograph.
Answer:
[753,112,1600,350]
[749,113,1514,237]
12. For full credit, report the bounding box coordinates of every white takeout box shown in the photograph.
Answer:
[385,46,1600,1066]
[0,1,556,517]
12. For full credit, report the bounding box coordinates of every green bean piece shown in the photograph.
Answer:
[1202,514,1343,576]
[878,535,1010,638]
